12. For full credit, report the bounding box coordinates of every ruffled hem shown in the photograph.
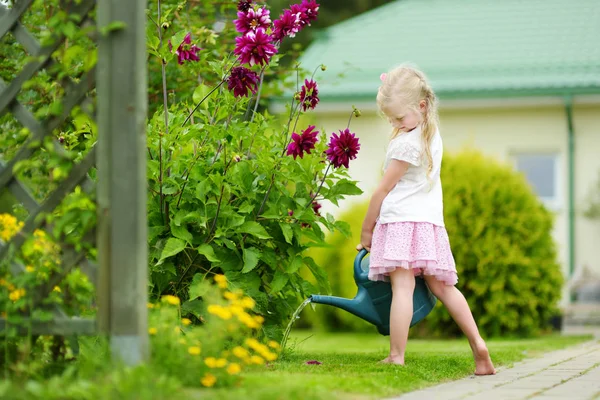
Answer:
[368,260,458,286]
[367,221,458,286]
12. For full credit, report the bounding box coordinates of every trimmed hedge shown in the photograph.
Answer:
[310,149,564,337]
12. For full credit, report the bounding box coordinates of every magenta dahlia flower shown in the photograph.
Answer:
[234,29,278,67]
[325,129,360,168]
[286,125,319,159]
[312,200,322,216]
[234,7,271,34]
[291,0,320,27]
[174,33,201,65]
[227,66,260,98]
[237,0,252,12]
[272,9,302,42]
[299,79,319,111]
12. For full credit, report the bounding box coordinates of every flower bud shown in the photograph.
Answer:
[161,22,170,30]
[353,108,361,118]
[320,64,327,71]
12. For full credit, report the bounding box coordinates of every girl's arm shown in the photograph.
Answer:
[357,159,409,251]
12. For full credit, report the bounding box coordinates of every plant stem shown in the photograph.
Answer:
[307,163,332,208]
[157,0,168,223]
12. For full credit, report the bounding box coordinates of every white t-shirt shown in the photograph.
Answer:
[378,125,445,227]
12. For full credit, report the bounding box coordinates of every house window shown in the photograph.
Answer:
[513,153,560,209]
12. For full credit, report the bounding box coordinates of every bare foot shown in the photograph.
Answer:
[379,355,405,365]
[472,339,496,375]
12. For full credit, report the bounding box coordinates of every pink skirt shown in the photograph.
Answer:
[368,221,458,286]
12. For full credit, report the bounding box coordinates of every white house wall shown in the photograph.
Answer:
[314,103,600,280]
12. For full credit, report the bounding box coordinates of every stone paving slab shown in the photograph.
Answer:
[387,340,600,400]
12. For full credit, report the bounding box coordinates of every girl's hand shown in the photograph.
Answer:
[356,229,373,252]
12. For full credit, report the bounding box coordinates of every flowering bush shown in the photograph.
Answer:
[146,0,362,336]
[148,274,280,388]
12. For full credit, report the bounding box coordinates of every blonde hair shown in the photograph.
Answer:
[376,65,439,177]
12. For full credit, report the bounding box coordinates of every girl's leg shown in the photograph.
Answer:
[383,267,415,365]
[423,275,496,375]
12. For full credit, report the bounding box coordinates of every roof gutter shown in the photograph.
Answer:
[564,95,576,279]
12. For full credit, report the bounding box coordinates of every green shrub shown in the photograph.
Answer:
[310,149,564,337]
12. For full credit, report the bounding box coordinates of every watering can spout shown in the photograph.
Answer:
[310,290,382,327]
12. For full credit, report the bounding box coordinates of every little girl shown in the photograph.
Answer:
[357,65,496,375]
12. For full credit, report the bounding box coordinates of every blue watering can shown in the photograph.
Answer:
[310,249,437,335]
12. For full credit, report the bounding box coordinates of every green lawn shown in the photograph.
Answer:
[203,331,592,400]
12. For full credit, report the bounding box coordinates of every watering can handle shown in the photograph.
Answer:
[354,248,369,280]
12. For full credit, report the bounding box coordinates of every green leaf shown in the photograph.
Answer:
[158,238,186,263]
[304,257,331,294]
[188,273,211,299]
[197,244,220,263]
[170,224,193,243]
[279,223,293,244]
[270,270,289,294]
[239,222,271,239]
[285,254,303,274]
[99,21,127,36]
[241,247,261,273]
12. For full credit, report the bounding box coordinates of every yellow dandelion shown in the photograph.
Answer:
[181,318,192,326]
[25,266,34,273]
[227,363,242,375]
[232,346,249,359]
[245,338,261,349]
[240,296,255,309]
[215,358,227,368]
[148,327,158,335]
[161,295,180,306]
[204,357,218,368]
[223,291,238,301]
[229,305,244,316]
[262,351,277,362]
[249,355,265,365]
[8,288,26,302]
[188,346,201,356]
[268,340,280,350]
[200,373,217,388]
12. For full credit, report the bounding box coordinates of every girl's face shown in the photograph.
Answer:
[385,100,426,132]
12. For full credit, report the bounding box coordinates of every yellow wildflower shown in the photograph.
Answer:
[262,351,277,362]
[200,373,217,388]
[249,355,265,365]
[25,266,35,273]
[148,327,158,335]
[215,358,227,368]
[188,346,201,356]
[9,288,26,302]
[232,346,249,359]
[223,291,238,301]
[204,357,218,368]
[33,229,46,239]
[207,305,232,320]
[229,305,244,316]
[214,274,227,289]
[0,278,6,286]
[227,363,241,375]
[245,338,261,350]
[0,214,23,241]
[147,303,155,309]
[181,318,192,326]
[268,340,280,350]
[238,312,259,329]
[253,315,265,324]
[161,295,180,306]
[53,286,61,293]
[241,296,255,309]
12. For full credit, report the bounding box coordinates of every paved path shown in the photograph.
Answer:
[389,339,600,400]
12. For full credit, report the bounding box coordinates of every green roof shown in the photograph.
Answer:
[299,0,600,101]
